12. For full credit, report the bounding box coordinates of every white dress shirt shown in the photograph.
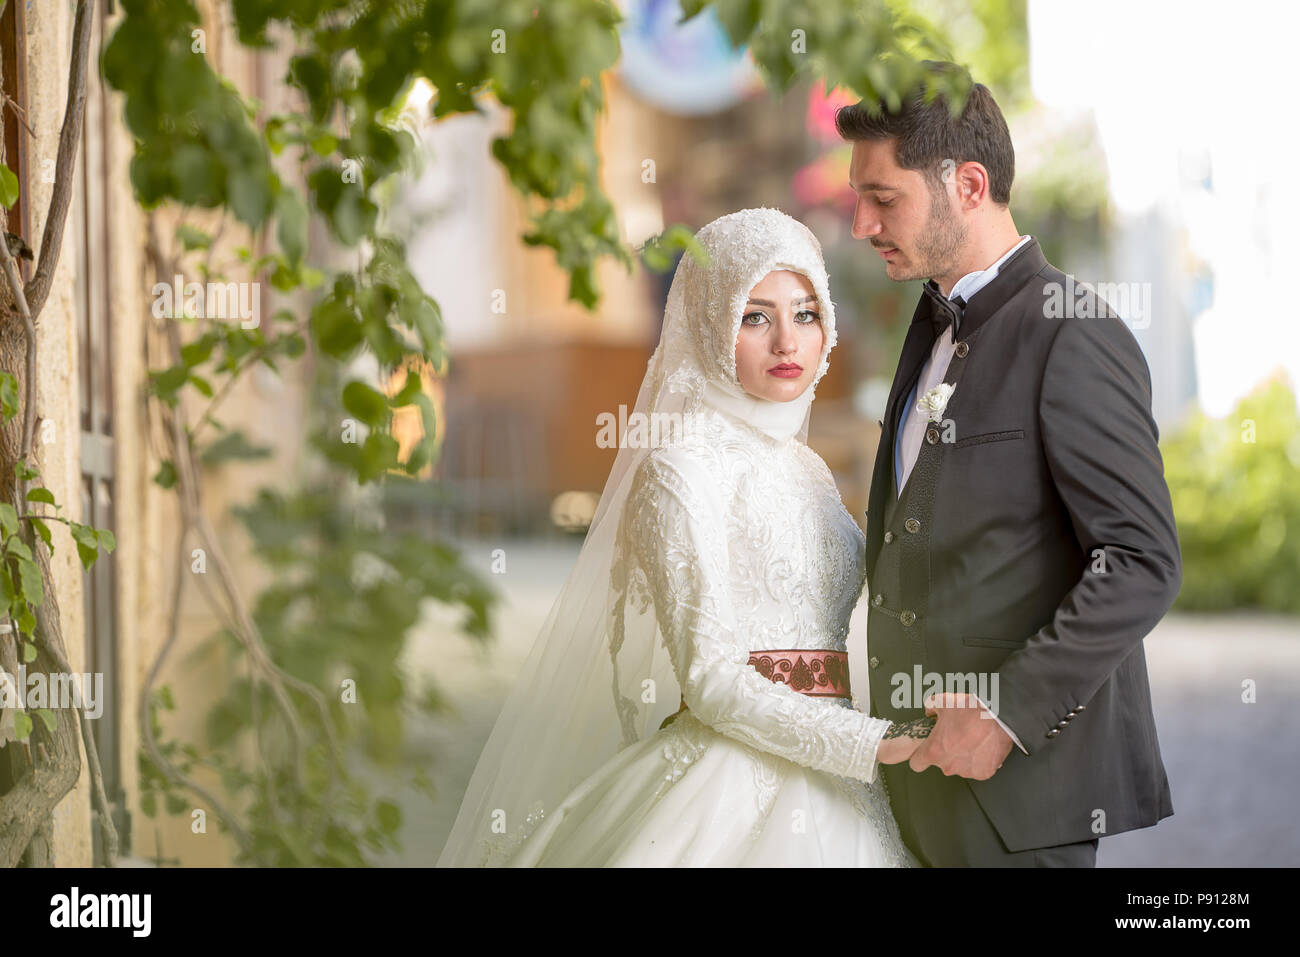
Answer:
[892,235,1033,754]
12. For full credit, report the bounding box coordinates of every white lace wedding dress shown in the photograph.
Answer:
[438,207,917,869]
[505,403,918,867]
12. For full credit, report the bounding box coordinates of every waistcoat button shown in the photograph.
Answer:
[869,656,880,669]
[955,341,969,358]
[925,427,940,445]
[904,518,921,533]
[883,530,894,544]
[900,610,916,626]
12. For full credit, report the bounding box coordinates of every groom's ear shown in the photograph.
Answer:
[951,160,993,211]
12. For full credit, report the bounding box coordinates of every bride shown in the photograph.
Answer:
[437,207,933,867]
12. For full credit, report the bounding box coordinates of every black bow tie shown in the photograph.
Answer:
[921,280,966,338]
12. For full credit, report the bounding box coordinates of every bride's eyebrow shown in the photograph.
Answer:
[746,295,818,307]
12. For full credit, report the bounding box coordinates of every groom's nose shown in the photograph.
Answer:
[851,196,882,240]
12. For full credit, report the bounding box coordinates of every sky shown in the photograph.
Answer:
[1029,0,1300,417]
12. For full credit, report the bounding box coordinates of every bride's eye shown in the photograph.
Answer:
[741,311,768,326]
[796,310,821,324]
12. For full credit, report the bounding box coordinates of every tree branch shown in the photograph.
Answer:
[22,0,93,319]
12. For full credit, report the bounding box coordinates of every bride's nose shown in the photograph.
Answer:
[774,317,799,356]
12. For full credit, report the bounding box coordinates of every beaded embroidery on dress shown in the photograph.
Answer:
[436,208,916,867]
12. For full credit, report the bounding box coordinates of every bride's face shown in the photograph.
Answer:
[734,269,825,402]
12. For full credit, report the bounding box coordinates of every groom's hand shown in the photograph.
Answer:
[908,693,1014,780]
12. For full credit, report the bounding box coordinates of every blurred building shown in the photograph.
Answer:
[399,3,877,537]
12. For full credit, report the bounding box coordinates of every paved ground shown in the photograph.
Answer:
[372,537,1299,867]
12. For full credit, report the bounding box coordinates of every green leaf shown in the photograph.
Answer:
[276,188,308,266]
[70,523,100,569]
[228,167,274,229]
[150,365,191,402]
[20,640,35,663]
[0,502,18,538]
[341,381,389,427]
[0,372,19,423]
[17,555,43,606]
[310,132,338,157]
[29,518,52,552]
[154,460,178,489]
[25,487,55,506]
[96,528,116,554]
[188,373,214,397]
[12,709,31,740]
[387,370,422,407]
[176,224,213,251]
[33,708,56,733]
[141,790,157,819]
[180,337,215,366]
[0,163,19,208]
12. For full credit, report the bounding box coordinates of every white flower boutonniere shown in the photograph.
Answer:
[917,383,954,423]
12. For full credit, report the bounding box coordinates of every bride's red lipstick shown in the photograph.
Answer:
[768,362,803,378]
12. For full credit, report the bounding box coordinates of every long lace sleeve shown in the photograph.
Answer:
[626,449,893,784]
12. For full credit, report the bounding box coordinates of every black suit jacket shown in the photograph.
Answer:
[865,239,1178,851]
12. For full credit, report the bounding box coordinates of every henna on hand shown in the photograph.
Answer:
[882,715,937,740]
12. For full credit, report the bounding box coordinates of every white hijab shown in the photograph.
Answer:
[437,207,838,866]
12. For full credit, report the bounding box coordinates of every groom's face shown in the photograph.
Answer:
[848,138,966,283]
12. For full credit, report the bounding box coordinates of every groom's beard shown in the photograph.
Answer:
[897,187,968,283]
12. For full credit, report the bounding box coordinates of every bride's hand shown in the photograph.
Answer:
[877,716,937,764]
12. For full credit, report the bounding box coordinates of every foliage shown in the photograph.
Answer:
[1162,380,1300,614]
[0,367,113,739]
[97,0,981,865]
[684,0,964,107]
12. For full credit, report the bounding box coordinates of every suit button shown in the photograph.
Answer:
[900,610,916,626]
[869,656,880,669]
[883,531,894,544]
[925,427,940,445]
[1046,728,1060,738]
[872,593,883,607]
[955,341,969,358]
[904,518,921,533]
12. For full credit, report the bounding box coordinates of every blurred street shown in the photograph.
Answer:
[388,537,1298,868]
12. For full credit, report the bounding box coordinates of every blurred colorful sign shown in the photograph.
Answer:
[616,0,758,115]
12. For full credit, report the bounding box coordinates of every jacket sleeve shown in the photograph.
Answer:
[992,310,1182,753]
[626,450,892,783]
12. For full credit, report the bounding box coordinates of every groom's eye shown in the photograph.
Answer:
[877,197,896,208]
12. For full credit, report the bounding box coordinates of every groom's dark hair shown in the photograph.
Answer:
[834,61,1015,206]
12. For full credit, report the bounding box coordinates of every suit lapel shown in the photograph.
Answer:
[867,298,938,577]
[865,240,1050,579]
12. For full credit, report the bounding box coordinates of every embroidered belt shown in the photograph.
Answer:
[747,649,851,697]
[660,649,851,730]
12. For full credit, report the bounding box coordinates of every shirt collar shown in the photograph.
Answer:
[922,235,1032,338]
[949,235,1032,304]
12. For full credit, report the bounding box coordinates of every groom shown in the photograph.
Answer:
[838,62,1180,867]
